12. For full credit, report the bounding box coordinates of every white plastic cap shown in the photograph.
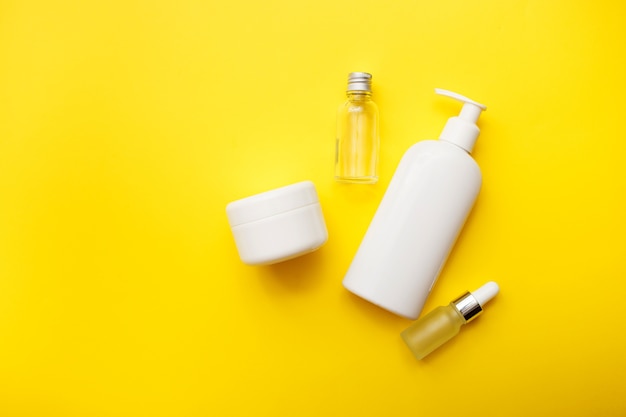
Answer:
[435,88,487,153]
[226,181,319,227]
[471,281,499,307]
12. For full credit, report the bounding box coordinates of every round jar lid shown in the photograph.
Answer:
[226,181,320,227]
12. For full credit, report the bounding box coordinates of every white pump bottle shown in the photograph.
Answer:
[342,89,487,320]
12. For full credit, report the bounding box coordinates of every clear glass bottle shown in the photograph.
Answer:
[335,72,380,184]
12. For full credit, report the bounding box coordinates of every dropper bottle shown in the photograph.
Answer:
[401,282,499,360]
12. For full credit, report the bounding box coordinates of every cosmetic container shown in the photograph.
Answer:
[226,181,328,265]
[335,72,380,183]
[401,281,499,360]
[343,89,487,319]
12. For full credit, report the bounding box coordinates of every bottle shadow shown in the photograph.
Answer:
[342,288,412,328]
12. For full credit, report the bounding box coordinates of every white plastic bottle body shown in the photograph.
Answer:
[342,140,482,319]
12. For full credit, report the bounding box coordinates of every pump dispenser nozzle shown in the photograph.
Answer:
[435,88,487,153]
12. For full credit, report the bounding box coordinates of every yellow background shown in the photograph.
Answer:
[1,0,625,415]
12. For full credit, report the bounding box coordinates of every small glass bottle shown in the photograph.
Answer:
[401,282,499,360]
[335,72,380,183]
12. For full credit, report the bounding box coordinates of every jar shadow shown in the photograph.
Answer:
[253,248,328,293]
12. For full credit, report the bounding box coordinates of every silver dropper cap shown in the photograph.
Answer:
[347,72,372,92]
[452,292,483,322]
[452,281,499,323]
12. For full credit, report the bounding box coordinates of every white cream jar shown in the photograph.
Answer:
[226,181,328,265]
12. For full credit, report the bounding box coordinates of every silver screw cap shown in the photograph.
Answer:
[347,72,372,92]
